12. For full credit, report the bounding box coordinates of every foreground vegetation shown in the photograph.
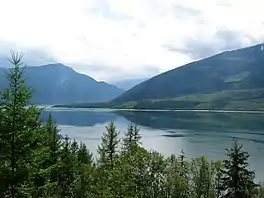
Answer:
[0,53,264,198]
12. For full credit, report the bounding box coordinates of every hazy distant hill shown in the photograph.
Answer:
[0,63,124,105]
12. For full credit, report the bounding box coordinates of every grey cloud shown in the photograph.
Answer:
[72,62,160,75]
[0,41,56,67]
[163,28,264,60]
[69,62,160,82]
[22,50,56,66]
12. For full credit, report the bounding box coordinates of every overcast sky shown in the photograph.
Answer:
[0,0,263,82]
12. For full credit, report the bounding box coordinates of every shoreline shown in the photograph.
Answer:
[45,106,264,114]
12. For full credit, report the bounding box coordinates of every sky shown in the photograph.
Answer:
[0,0,263,82]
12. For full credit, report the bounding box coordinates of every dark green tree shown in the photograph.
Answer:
[219,139,257,198]
[26,113,63,197]
[73,142,94,198]
[57,136,76,198]
[97,121,120,170]
[0,52,42,197]
[46,113,62,187]
[122,122,141,152]
[71,139,79,156]
[77,142,93,165]
[95,122,120,197]
[40,114,62,196]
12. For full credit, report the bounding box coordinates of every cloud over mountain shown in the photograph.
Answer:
[0,0,263,81]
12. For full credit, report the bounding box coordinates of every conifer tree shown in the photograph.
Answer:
[122,122,141,152]
[57,136,75,198]
[0,52,42,197]
[26,113,62,197]
[43,114,62,196]
[77,142,93,165]
[219,139,257,198]
[73,142,94,198]
[97,121,120,169]
[95,122,120,196]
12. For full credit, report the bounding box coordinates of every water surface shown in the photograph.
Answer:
[41,108,264,181]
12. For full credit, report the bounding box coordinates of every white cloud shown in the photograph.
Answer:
[0,0,263,82]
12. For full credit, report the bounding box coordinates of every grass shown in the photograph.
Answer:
[224,71,250,83]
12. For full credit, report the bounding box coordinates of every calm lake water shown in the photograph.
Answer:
[41,108,264,181]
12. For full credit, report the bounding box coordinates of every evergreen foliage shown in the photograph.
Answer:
[219,139,258,198]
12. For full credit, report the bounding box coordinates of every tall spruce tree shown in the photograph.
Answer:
[73,142,94,198]
[97,121,120,169]
[57,136,75,198]
[42,114,62,196]
[122,122,141,152]
[219,139,257,198]
[26,113,63,197]
[95,122,120,196]
[0,52,42,197]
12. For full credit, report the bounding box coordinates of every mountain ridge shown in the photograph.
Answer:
[0,63,124,104]
[112,43,264,103]
[54,43,264,111]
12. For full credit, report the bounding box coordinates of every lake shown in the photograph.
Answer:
[41,108,264,181]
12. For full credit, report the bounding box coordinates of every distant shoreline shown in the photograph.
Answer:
[46,106,264,114]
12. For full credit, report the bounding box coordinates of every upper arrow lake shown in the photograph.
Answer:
[41,108,264,181]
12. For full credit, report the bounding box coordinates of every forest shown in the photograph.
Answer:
[0,53,264,198]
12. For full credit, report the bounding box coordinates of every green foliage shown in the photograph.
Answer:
[219,139,258,198]
[97,121,120,169]
[0,52,42,198]
[0,52,263,198]
[122,122,141,152]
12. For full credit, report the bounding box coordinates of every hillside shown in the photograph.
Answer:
[113,44,264,104]
[55,44,264,110]
[0,63,124,104]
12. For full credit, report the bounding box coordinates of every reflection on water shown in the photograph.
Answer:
[41,109,119,126]
[41,109,264,181]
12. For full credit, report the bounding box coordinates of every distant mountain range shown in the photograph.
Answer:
[0,63,124,105]
[57,43,264,110]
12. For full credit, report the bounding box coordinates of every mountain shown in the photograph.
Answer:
[0,63,124,104]
[107,44,264,110]
[112,78,149,90]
